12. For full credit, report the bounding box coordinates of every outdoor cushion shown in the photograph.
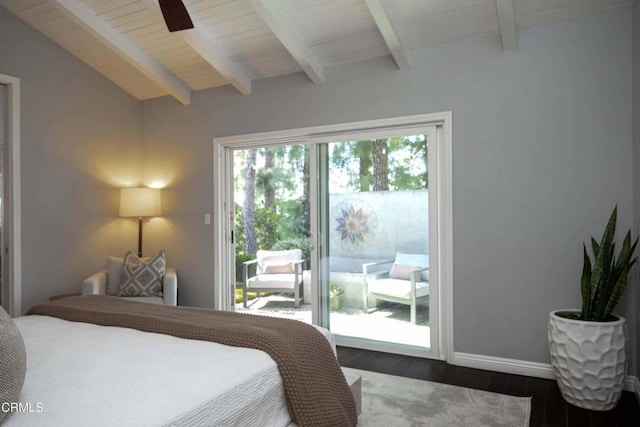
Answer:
[368,279,430,299]
[247,274,299,290]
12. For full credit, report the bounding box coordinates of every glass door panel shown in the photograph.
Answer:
[231,144,313,323]
[317,131,434,351]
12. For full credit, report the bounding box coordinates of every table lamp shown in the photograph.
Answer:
[119,187,161,257]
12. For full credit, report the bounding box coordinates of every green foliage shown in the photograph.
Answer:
[234,203,280,253]
[277,199,309,239]
[234,252,255,283]
[329,283,344,298]
[272,237,311,267]
[579,206,638,321]
[255,207,279,251]
[234,204,246,251]
[387,135,428,189]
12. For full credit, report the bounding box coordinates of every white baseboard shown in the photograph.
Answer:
[631,375,640,404]
[451,352,556,379]
[451,351,640,394]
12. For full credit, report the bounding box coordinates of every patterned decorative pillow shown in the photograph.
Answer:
[0,306,26,422]
[115,251,166,297]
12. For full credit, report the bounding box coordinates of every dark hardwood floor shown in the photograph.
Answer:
[336,346,640,427]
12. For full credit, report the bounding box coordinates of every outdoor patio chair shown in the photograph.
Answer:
[362,252,429,324]
[243,249,304,308]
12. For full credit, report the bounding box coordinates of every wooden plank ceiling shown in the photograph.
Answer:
[0,0,632,104]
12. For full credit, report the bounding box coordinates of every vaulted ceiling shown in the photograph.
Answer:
[1,0,632,104]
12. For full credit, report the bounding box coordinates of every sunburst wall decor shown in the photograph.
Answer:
[331,198,378,251]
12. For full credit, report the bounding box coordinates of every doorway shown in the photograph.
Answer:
[214,112,452,359]
[0,73,22,317]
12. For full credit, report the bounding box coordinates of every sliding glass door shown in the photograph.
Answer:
[214,114,449,359]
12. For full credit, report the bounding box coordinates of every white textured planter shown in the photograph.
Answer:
[548,310,628,411]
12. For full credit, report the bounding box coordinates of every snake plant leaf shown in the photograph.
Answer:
[581,244,592,319]
[594,241,618,318]
[601,232,638,319]
[591,237,600,260]
[589,240,613,320]
[591,209,617,312]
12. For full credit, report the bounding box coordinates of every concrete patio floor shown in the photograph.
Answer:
[234,294,430,348]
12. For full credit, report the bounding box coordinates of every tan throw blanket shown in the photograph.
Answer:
[27,295,357,427]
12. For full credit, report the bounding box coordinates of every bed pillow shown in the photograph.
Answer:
[0,306,26,422]
[115,250,166,297]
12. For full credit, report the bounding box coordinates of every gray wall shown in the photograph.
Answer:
[0,8,143,313]
[141,8,635,367]
[633,0,640,378]
[0,84,4,149]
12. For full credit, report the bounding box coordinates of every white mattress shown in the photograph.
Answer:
[5,315,333,426]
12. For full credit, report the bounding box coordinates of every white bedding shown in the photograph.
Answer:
[5,315,335,426]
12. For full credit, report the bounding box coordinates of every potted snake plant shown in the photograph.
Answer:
[548,206,638,410]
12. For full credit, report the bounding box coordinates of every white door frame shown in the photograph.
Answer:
[0,73,22,317]
[213,112,453,360]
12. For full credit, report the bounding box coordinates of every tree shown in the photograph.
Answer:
[372,138,389,191]
[287,144,311,237]
[263,148,275,208]
[243,148,257,254]
[301,153,311,237]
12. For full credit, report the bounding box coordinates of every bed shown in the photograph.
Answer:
[1,296,358,426]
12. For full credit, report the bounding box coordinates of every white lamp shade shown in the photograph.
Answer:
[119,188,161,217]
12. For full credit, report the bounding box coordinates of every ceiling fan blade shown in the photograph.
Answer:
[159,0,194,32]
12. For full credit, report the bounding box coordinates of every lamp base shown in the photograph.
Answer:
[137,217,143,258]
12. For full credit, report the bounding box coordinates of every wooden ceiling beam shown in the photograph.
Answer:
[141,0,251,95]
[365,0,409,70]
[45,0,191,104]
[496,0,517,50]
[251,0,324,84]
